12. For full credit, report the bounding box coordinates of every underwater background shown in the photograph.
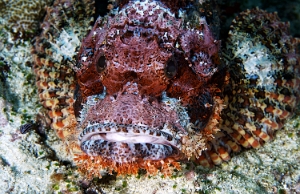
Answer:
[0,0,299,193]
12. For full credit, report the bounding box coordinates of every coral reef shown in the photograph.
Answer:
[218,0,300,38]
[0,0,53,40]
[0,0,299,193]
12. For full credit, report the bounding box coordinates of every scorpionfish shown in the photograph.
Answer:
[32,0,300,177]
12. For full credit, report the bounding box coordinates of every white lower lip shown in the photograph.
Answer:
[79,123,180,148]
[90,133,173,145]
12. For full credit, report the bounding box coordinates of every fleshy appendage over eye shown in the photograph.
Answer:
[164,56,178,79]
[96,55,107,73]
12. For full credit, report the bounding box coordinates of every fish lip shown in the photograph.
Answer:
[78,122,181,149]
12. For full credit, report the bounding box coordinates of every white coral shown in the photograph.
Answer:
[50,29,81,63]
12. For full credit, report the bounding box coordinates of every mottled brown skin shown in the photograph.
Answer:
[32,0,300,177]
[75,0,220,122]
[74,0,222,175]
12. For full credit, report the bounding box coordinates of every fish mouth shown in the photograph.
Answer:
[79,123,181,163]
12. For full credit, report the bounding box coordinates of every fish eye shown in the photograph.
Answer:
[164,57,178,79]
[96,55,107,73]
